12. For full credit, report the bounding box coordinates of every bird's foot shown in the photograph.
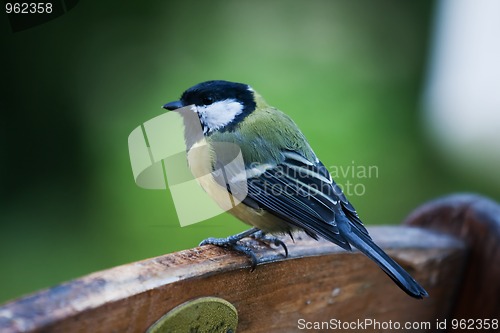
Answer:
[199,228,288,270]
[250,230,289,257]
[200,228,261,270]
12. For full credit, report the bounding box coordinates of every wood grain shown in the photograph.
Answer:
[0,227,466,333]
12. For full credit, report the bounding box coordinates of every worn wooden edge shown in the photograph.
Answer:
[0,226,465,333]
[403,193,500,322]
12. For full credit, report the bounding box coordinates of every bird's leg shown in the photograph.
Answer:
[250,230,289,258]
[200,228,261,269]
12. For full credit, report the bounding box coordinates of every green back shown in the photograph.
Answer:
[209,106,318,167]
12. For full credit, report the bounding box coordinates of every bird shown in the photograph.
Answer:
[163,80,428,299]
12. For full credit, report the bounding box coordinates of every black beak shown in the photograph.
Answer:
[163,100,183,111]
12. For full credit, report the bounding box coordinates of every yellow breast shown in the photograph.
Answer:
[186,138,294,234]
[187,139,235,211]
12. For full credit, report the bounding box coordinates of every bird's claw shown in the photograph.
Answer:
[251,230,289,257]
[199,228,288,270]
[200,234,258,270]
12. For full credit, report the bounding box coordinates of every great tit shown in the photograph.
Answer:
[163,80,428,299]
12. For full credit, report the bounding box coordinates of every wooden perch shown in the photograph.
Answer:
[1,193,499,333]
[404,193,500,323]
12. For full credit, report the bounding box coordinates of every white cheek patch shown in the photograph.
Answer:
[196,99,244,134]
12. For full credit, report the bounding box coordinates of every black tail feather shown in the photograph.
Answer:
[337,221,429,299]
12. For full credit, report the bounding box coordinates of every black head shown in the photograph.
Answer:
[163,80,257,134]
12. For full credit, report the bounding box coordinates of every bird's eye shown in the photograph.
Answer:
[202,96,214,105]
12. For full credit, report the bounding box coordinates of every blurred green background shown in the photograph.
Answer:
[1,0,498,304]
